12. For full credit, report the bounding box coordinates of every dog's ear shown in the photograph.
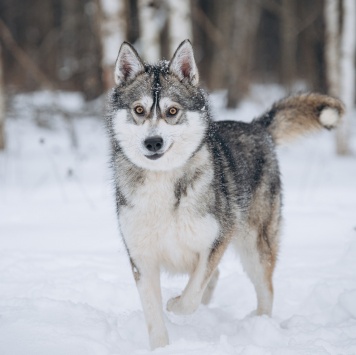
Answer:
[169,39,199,86]
[115,42,145,85]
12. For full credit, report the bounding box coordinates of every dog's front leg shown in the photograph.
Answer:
[130,258,169,349]
[167,251,215,315]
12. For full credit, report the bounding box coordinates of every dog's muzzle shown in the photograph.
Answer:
[144,136,163,152]
[144,136,164,160]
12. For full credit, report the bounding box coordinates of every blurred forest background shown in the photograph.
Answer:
[0,0,355,153]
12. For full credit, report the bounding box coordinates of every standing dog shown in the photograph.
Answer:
[106,40,344,349]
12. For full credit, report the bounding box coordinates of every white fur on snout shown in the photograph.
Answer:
[113,109,128,137]
[161,111,205,168]
[113,109,207,171]
[319,108,340,127]
[113,109,150,163]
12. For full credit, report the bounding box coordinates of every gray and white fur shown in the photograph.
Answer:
[106,40,344,350]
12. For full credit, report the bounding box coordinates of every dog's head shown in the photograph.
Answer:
[109,40,209,171]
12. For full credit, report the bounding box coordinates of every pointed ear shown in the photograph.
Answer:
[114,42,145,85]
[169,40,199,86]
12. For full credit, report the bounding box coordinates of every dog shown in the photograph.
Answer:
[106,39,344,349]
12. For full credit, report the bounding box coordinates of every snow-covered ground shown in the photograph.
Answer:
[0,88,356,354]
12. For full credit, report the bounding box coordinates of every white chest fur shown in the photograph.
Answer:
[118,164,219,274]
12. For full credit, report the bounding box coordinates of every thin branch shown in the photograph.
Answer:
[0,18,54,89]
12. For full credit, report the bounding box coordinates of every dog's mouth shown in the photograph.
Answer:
[145,153,164,160]
[144,143,173,161]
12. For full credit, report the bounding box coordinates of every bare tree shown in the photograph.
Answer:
[296,1,326,92]
[0,0,350,112]
[99,0,127,89]
[0,18,53,89]
[226,0,261,108]
[325,0,355,155]
[0,43,4,150]
[324,0,340,97]
[337,0,355,155]
[280,0,297,89]
[138,0,161,62]
[167,0,192,57]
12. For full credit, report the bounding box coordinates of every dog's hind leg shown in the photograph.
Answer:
[238,235,274,316]
[234,221,279,316]
[201,268,219,305]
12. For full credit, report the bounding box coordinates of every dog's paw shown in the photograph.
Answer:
[166,295,199,315]
[149,328,169,350]
[166,296,183,314]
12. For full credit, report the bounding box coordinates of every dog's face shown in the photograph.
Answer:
[110,40,209,171]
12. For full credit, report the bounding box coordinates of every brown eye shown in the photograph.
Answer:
[168,107,178,116]
[135,106,144,115]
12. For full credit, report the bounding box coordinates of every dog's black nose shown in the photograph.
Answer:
[144,136,163,152]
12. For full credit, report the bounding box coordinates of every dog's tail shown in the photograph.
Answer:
[254,93,344,145]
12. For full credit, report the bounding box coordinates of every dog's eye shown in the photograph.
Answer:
[167,107,178,116]
[134,106,145,115]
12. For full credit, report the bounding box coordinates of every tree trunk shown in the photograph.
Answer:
[167,0,192,57]
[190,0,223,90]
[98,0,126,90]
[297,0,326,92]
[324,0,340,97]
[280,0,297,90]
[0,42,6,150]
[226,0,261,108]
[336,0,355,155]
[138,0,161,62]
[125,0,140,44]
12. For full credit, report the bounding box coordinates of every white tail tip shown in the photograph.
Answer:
[319,108,340,128]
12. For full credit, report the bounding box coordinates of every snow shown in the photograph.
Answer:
[1,88,356,354]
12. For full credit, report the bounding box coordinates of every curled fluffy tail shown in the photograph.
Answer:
[254,93,344,145]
